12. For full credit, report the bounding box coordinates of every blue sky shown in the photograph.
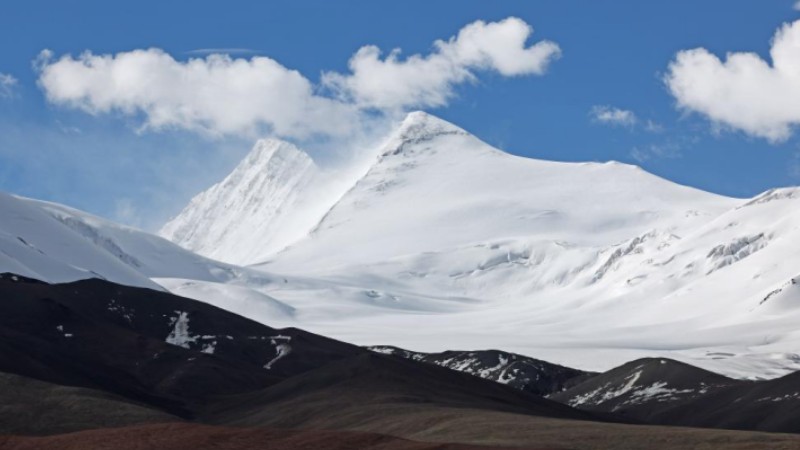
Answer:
[2,1,800,229]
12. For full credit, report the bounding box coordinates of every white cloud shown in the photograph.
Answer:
[590,105,638,127]
[323,17,560,111]
[36,17,560,140]
[0,73,18,98]
[37,49,358,139]
[665,19,800,142]
[794,1,800,11]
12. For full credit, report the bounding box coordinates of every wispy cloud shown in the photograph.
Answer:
[630,142,682,163]
[0,73,18,98]
[794,1,800,11]
[644,119,664,133]
[666,19,800,142]
[0,118,251,230]
[590,105,637,127]
[590,105,665,134]
[36,17,560,141]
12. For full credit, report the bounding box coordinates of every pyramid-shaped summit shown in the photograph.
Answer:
[159,137,318,264]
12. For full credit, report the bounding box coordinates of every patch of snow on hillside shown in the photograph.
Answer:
[264,335,292,370]
[626,382,695,405]
[165,311,198,349]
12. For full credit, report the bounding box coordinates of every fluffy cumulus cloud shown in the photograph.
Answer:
[322,17,561,110]
[37,49,358,139]
[590,105,638,127]
[665,19,800,142]
[0,73,18,98]
[36,17,559,140]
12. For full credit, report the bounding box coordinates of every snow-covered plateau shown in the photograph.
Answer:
[5,111,800,379]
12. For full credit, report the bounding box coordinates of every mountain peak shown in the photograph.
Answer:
[396,111,468,141]
[159,137,318,264]
[244,138,310,169]
[380,111,470,157]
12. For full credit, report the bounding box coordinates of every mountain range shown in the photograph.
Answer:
[161,112,800,378]
[2,111,800,380]
[4,108,800,445]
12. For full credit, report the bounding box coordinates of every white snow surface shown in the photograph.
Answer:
[165,311,197,349]
[7,112,800,379]
[0,190,282,290]
[264,336,292,370]
[261,113,732,273]
[160,139,319,264]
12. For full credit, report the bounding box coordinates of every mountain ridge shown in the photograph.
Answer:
[161,111,735,269]
[4,112,800,378]
[160,138,318,264]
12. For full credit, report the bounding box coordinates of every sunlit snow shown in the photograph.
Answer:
[5,112,800,379]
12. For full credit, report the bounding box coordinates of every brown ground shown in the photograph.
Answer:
[196,359,800,450]
[345,408,800,450]
[0,423,546,450]
[216,399,800,450]
[4,418,800,450]
[0,371,176,435]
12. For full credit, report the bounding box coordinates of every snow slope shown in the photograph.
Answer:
[280,183,800,380]
[160,139,318,264]
[157,113,800,378]
[150,112,800,378]
[0,191,277,291]
[165,112,734,273]
[260,112,735,276]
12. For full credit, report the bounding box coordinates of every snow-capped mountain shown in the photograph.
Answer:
[163,112,733,272]
[6,111,800,379]
[160,139,319,264]
[265,112,733,274]
[153,112,800,378]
